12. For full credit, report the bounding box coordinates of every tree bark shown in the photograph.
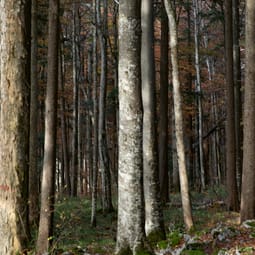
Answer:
[71,2,80,197]
[91,0,99,227]
[225,0,239,211]
[240,0,255,222]
[36,0,59,253]
[0,0,30,253]
[164,0,194,231]
[98,0,113,213]
[192,0,205,190]
[29,0,39,227]
[158,1,170,204]
[141,0,165,242]
[116,1,152,254]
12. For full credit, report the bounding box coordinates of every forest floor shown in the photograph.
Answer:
[40,187,255,255]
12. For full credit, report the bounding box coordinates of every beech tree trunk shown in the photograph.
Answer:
[240,0,255,222]
[141,0,165,241]
[36,0,59,253]
[164,0,194,231]
[116,1,152,254]
[0,0,30,253]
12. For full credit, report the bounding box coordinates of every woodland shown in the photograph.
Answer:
[0,0,255,254]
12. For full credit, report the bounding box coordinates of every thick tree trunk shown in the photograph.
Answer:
[164,0,194,231]
[240,0,255,222]
[116,1,152,254]
[29,0,39,227]
[141,0,165,242]
[225,0,239,211]
[36,0,59,253]
[0,0,30,253]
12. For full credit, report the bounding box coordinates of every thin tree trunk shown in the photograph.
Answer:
[91,0,99,227]
[193,0,205,190]
[71,2,79,197]
[59,42,71,196]
[225,0,239,211]
[29,0,39,227]
[159,1,170,203]
[164,0,194,231]
[36,0,59,253]
[97,0,113,213]
[232,0,242,196]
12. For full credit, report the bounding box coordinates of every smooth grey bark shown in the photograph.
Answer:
[192,0,205,190]
[36,0,59,253]
[29,0,39,227]
[97,0,113,213]
[158,1,170,203]
[141,0,165,242]
[116,1,153,254]
[225,0,239,211]
[91,0,99,227]
[240,0,255,223]
[164,0,194,231]
[0,0,30,253]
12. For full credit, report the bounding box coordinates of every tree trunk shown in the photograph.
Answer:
[0,0,30,253]
[91,0,99,227]
[141,0,165,242]
[29,0,39,227]
[240,0,255,222]
[71,2,79,197]
[116,1,152,254]
[59,42,71,196]
[232,0,242,195]
[158,1,170,204]
[225,0,239,211]
[164,0,194,231]
[193,0,205,190]
[36,0,59,253]
[97,0,113,213]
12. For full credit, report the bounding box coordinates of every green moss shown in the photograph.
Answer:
[147,229,166,246]
[181,249,206,255]
[157,240,168,250]
[167,231,182,247]
[116,246,132,255]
